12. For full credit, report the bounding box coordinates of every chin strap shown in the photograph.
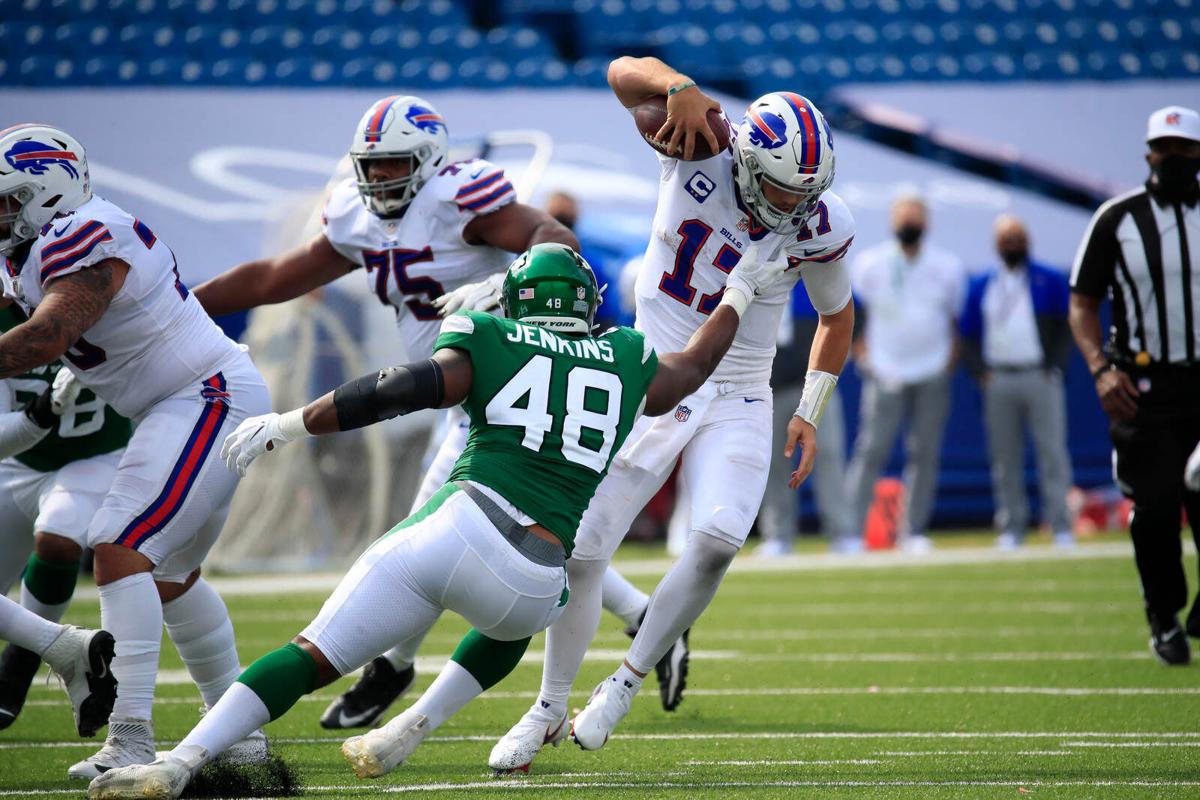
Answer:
[795,370,837,429]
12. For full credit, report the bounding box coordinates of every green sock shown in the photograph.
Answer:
[236,643,318,721]
[22,554,79,606]
[451,629,531,691]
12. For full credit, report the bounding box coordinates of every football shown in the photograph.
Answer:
[632,95,731,161]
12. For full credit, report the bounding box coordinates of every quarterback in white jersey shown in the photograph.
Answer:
[490,57,856,772]
[0,124,271,778]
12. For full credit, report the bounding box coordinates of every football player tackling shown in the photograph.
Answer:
[490,56,855,770]
[195,95,668,727]
[87,241,789,799]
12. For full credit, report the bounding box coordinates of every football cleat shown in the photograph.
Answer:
[624,611,690,712]
[68,716,155,780]
[488,702,568,774]
[86,746,205,800]
[570,676,636,751]
[41,626,118,738]
[216,727,270,765]
[320,657,416,729]
[341,708,429,778]
[1149,615,1191,666]
[0,642,42,730]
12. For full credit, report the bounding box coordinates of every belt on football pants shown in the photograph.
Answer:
[455,481,566,568]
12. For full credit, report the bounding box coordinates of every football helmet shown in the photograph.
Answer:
[0,124,91,255]
[733,92,835,233]
[501,243,600,335]
[350,95,448,217]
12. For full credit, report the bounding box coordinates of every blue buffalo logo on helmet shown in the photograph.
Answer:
[405,104,446,134]
[5,140,80,179]
[744,109,788,150]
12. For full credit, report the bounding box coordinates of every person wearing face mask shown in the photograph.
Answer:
[844,194,967,552]
[1070,105,1200,666]
[961,215,1074,551]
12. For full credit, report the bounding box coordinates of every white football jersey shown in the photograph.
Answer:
[321,157,516,360]
[1,195,245,419]
[634,141,855,386]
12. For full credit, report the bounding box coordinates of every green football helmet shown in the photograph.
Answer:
[501,243,601,335]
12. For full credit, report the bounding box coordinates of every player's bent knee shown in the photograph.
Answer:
[686,529,741,576]
[291,635,342,688]
[155,568,200,603]
[92,542,155,586]
[32,531,83,563]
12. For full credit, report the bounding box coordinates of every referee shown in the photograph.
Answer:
[1069,105,1200,666]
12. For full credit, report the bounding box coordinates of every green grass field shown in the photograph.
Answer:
[3,533,1199,799]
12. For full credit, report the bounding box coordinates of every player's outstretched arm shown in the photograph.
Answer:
[0,259,127,379]
[607,56,721,160]
[220,348,473,475]
[194,234,355,317]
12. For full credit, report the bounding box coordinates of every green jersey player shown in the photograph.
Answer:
[88,242,786,799]
[0,304,131,730]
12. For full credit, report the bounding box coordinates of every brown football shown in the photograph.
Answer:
[632,95,731,161]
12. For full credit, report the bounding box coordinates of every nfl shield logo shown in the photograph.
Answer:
[519,288,535,300]
[674,405,691,422]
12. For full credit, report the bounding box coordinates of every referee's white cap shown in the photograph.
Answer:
[1147,105,1200,144]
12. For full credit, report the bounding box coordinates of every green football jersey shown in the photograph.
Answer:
[435,310,659,554]
[0,306,132,472]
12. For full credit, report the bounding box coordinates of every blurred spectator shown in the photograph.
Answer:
[1069,105,1200,666]
[961,214,1074,550]
[544,189,624,329]
[757,287,857,556]
[844,195,966,552]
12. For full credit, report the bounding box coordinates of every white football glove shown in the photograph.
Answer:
[724,243,790,300]
[50,368,83,416]
[432,273,505,316]
[1186,441,1200,492]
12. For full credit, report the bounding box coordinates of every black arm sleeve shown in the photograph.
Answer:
[332,358,445,432]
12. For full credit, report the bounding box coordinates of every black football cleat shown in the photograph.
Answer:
[624,610,690,711]
[320,658,416,729]
[0,643,42,730]
[1149,615,1191,666]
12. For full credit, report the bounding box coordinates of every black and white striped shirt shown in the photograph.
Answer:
[1071,183,1200,365]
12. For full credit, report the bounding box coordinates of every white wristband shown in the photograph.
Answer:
[795,370,837,429]
[278,408,311,442]
[718,286,751,318]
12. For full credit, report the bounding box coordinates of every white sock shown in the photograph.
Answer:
[407,661,482,731]
[601,567,649,629]
[612,662,645,692]
[538,557,606,716]
[176,682,269,766]
[0,593,61,656]
[100,572,162,722]
[19,582,70,624]
[626,533,737,674]
[163,578,241,709]
[381,629,427,672]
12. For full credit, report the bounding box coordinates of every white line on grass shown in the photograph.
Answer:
[1060,741,1200,747]
[684,759,886,765]
[6,731,1200,751]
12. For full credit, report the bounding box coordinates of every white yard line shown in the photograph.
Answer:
[685,759,886,765]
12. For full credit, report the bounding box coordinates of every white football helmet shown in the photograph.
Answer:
[350,95,449,217]
[0,124,91,255]
[733,92,835,233]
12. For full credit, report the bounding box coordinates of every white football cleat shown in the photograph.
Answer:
[217,727,269,765]
[69,716,155,780]
[41,625,118,738]
[86,746,205,800]
[570,676,636,751]
[488,703,568,774]
[341,708,429,778]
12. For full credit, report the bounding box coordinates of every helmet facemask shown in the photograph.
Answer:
[736,150,821,233]
[0,184,39,256]
[352,145,437,217]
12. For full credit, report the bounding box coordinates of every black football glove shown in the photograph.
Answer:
[23,386,57,429]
